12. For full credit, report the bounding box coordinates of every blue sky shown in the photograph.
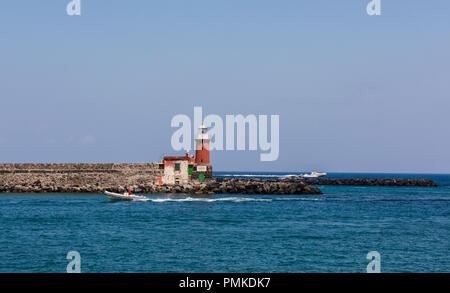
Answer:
[0,1,449,173]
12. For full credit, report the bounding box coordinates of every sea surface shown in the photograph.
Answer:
[0,172,449,273]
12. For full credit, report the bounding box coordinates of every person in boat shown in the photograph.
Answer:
[128,189,132,195]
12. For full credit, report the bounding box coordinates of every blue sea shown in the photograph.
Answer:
[0,172,449,273]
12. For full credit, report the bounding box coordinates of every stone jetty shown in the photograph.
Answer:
[0,164,439,195]
[0,163,321,195]
[301,177,439,187]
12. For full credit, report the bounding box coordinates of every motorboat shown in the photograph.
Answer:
[301,171,327,178]
[105,191,148,201]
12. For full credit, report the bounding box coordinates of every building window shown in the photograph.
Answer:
[175,163,180,171]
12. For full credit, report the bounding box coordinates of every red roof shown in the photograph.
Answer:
[163,156,190,161]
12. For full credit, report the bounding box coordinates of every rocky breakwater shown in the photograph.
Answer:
[0,163,322,195]
[0,163,162,193]
[301,177,439,187]
[208,178,323,195]
[146,178,323,195]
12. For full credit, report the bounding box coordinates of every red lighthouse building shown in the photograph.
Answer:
[195,124,210,164]
[193,124,213,180]
[156,124,213,185]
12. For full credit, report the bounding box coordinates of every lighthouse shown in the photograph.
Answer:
[155,124,213,185]
[195,124,210,164]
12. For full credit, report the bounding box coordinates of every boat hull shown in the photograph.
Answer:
[105,191,147,201]
[301,172,327,178]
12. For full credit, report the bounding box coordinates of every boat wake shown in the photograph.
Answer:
[131,196,324,203]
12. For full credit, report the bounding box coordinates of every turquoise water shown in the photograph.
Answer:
[0,173,449,273]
